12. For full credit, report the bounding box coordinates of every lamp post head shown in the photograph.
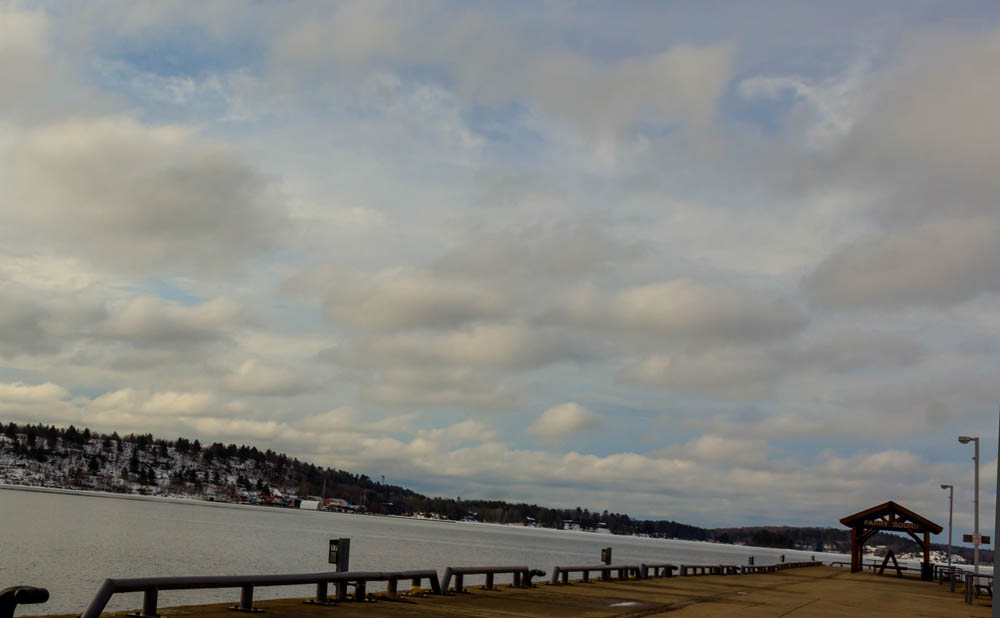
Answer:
[941,484,952,490]
[958,436,974,444]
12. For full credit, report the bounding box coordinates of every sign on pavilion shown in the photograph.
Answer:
[840,501,943,581]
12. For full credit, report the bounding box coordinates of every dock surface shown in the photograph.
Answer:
[33,567,991,617]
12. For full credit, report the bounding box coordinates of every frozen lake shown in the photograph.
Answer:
[1,486,851,614]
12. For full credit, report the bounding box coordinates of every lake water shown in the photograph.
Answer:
[1,487,851,615]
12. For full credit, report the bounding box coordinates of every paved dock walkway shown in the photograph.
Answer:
[34,567,991,617]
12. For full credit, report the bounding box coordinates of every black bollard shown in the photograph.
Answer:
[0,586,49,618]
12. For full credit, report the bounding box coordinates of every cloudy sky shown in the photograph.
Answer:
[2,1,999,535]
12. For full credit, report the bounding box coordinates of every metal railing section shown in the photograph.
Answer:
[441,566,545,592]
[640,563,679,579]
[549,564,644,584]
[681,564,741,576]
[80,569,441,618]
[683,561,822,576]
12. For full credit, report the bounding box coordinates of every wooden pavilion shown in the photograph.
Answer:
[840,501,943,580]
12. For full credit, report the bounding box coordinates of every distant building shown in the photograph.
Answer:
[323,498,355,512]
[563,521,581,531]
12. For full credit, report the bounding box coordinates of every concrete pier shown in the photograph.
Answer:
[31,566,992,617]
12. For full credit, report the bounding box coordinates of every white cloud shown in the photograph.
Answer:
[273,4,734,138]
[682,435,769,467]
[434,221,641,281]
[620,350,776,400]
[0,382,70,405]
[560,280,806,345]
[225,360,302,396]
[806,217,1000,310]
[280,263,345,297]
[738,60,871,148]
[104,296,241,346]
[413,419,497,446]
[0,255,103,293]
[358,367,519,411]
[324,269,509,330]
[6,117,289,275]
[787,331,924,372]
[0,293,54,357]
[524,402,603,443]
[140,391,218,416]
[799,29,1000,311]
[296,407,417,435]
[89,388,218,417]
[361,323,582,371]
[0,8,98,120]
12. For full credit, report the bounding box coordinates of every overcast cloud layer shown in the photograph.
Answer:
[1,1,998,537]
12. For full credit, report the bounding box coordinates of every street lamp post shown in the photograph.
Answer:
[941,485,955,573]
[958,435,980,586]
[940,484,953,571]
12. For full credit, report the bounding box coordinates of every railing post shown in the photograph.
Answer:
[454,574,464,593]
[336,581,349,601]
[484,573,493,590]
[354,580,366,602]
[582,569,589,583]
[512,571,522,588]
[232,585,256,612]
[141,588,158,618]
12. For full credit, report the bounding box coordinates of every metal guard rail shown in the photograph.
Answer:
[80,569,441,618]
[828,560,912,571]
[681,564,741,576]
[641,563,679,579]
[683,561,822,576]
[549,564,644,584]
[442,566,545,592]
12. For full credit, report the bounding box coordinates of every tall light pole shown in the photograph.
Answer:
[994,410,999,618]
[958,435,980,585]
[940,484,953,571]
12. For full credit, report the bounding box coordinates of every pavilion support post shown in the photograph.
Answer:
[854,528,861,573]
[922,530,933,581]
[851,528,857,572]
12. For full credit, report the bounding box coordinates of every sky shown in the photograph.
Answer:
[1,1,999,537]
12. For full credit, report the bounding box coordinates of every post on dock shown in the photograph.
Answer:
[328,538,351,572]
